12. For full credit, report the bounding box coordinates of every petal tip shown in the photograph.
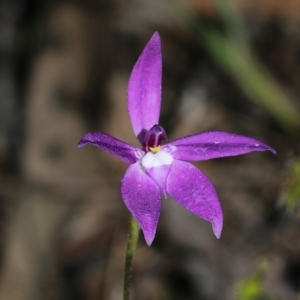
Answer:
[212,218,223,239]
[258,141,276,155]
[270,147,276,155]
[137,220,156,246]
[144,234,155,246]
[261,144,277,156]
[77,138,87,148]
[139,220,157,246]
[151,31,161,43]
[77,133,93,148]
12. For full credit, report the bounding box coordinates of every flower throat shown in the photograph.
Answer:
[143,124,167,153]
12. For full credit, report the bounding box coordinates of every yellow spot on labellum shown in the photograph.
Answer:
[149,146,161,153]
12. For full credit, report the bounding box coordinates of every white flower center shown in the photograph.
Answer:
[141,149,173,169]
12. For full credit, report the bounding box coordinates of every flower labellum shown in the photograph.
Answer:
[78,32,276,246]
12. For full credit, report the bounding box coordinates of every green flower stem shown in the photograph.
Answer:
[123,216,140,300]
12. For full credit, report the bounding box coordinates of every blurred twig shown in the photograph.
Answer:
[201,29,300,133]
[280,157,300,211]
[160,0,300,133]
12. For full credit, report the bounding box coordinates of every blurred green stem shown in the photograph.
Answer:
[159,0,300,133]
[123,216,140,300]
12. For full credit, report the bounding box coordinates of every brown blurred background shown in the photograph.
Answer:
[0,0,300,299]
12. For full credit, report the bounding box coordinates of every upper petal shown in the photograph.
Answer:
[121,162,161,246]
[78,132,143,164]
[163,131,276,161]
[166,160,223,238]
[127,32,162,141]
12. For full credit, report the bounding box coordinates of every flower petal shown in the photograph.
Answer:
[166,160,223,238]
[141,150,173,197]
[127,32,162,141]
[121,162,161,245]
[145,165,171,198]
[163,131,276,161]
[78,132,143,164]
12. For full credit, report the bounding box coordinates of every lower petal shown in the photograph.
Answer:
[121,162,161,246]
[145,164,171,198]
[166,160,223,238]
[141,150,173,197]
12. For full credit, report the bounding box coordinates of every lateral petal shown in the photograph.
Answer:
[163,131,276,161]
[166,160,223,238]
[127,32,162,141]
[121,163,161,246]
[78,132,143,164]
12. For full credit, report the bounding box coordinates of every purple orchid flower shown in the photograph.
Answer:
[78,32,275,246]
